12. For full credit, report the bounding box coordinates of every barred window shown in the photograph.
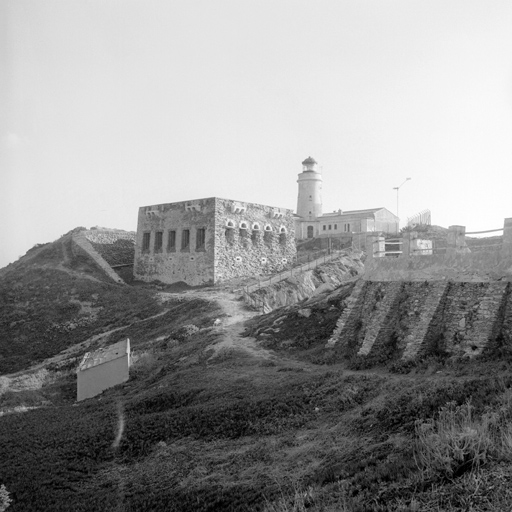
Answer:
[196,228,206,251]
[154,231,163,252]
[181,229,190,251]
[142,232,150,252]
[167,230,176,252]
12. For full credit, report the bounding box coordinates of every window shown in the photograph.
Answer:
[239,224,249,239]
[167,230,176,252]
[154,231,163,252]
[279,232,287,245]
[344,223,351,232]
[334,224,337,230]
[263,226,273,245]
[181,229,190,251]
[225,227,234,244]
[328,224,332,230]
[196,228,206,251]
[307,226,314,238]
[142,232,150,252]
[323,225,326,231]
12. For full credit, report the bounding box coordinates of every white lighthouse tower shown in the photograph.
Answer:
[296,156,323,221]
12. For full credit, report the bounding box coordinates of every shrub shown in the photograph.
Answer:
[0,484,12,511]
[414,401,494,478]
[172,324,199,342]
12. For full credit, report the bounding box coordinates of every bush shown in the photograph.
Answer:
[414,401,494,478]
[0,485,11,512]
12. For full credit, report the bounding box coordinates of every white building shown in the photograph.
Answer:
[76,339,131,401]
[294,157,399,239]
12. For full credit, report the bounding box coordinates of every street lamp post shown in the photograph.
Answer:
[393,178,411,228]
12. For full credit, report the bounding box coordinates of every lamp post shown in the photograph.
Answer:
[393,178,411,228]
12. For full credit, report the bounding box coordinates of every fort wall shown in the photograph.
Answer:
[133,197,296,286]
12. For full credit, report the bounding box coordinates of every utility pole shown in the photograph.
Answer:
[393,178,411,228]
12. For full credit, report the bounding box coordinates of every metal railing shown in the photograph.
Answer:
[373,238,403,257]
[243,249,345,294]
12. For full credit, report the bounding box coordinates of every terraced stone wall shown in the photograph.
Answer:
[328,280,512,362]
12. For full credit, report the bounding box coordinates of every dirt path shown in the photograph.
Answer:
[159,288,276,360]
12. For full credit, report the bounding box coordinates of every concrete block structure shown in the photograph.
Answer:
[134,197,296,286]
[77,339,131,402]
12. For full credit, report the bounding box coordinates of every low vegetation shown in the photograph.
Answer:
[2,231,512,510]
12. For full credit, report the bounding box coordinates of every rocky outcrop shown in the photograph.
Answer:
[242,252,364,312]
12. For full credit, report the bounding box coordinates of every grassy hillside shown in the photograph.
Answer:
[0,230,163,373]
[2,320,512,511]
[2,234,512,511]
[2,287,512,510]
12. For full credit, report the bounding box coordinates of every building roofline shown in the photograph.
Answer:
[139,197,294,213]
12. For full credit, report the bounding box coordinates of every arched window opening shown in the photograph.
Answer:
[279,232,287,245]
[225,226,234,244]
[239,222,249,240]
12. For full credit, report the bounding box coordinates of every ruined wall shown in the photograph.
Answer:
[327,280,512,363]
[84,229,135,244]
[134,198,216,286]
[83,229,135,267]
[213,198,296,283]
[72,232,125,284]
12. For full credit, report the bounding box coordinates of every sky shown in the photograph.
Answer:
[2,0,512,268]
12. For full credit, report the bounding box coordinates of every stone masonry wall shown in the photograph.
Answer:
[401,282,448,360]
[84,229,135,244]
[357,282,403,358]
[434,282,509,357]
[326,280,512,363]
[134,198,216,286]
[133,197,296,286]
[83,229,135,267]
[213,198,296,283]
[71,233,125,284]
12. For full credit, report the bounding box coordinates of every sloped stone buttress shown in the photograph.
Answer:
[401,282,449,360]
[326,280,366,347]
[357,282,403,356]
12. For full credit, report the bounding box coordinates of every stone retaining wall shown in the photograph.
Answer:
[326,280,512,362]
[72,233,125,284]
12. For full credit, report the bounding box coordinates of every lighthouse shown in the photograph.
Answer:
[296,156,323,220]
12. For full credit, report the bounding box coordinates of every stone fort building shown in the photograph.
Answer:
[134,197,295,286]
[134,157,398,285]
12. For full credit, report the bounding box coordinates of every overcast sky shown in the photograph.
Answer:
[2,0,512,268]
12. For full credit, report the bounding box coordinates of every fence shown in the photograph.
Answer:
[371,220,510,259]
[243,249,345,294]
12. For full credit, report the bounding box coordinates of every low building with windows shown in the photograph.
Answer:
[134,197,296,286]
